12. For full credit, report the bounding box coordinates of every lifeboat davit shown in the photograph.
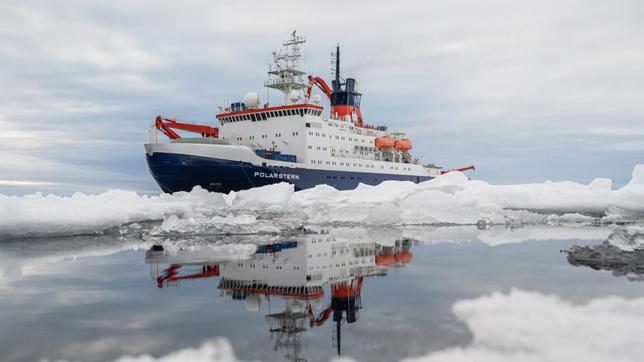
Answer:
[375,135,394,149]
[394,138,412,151]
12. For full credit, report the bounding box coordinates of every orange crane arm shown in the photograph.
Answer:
[155,115,219,140]
[307,75,333,100]
[156,264,220,288]
[308,304,334,327]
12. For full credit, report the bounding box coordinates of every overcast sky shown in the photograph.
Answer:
[1,0,643,195]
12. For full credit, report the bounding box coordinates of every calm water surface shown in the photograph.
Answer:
[0,225,641,362]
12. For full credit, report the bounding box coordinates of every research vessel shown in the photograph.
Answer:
[145,31,473,193]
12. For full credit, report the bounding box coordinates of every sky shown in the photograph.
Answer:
[1,0,643,195]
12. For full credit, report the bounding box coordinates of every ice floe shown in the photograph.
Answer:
[1,165,643,238]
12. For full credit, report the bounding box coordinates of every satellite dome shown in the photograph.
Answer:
[243,293,261,312]
[285,299,304,313]
[310,94,322,105]
[311,297,324,310]
[286,90,300,104]
[242,92,260,108]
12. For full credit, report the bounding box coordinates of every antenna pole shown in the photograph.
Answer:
[335,44,340,84]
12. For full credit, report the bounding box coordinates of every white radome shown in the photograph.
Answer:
[243,293,261,312]
[242,92,260,108]
[285,299,305,313]
[310,94,322,105]
[286,90,300,104]
[311,297,324,310]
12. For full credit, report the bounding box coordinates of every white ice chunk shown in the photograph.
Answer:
[588,178,612,190]
[2,165,643,237]
[628,164,644,185]
[231,183,293,209]
[606,226,644,251]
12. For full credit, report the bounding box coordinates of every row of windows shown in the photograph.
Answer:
[310,237,335,243]
[311,159,406,170]
[234,132,298,141]
[307,145,328,151]
[309,159,413,171]
[305,260,370,270]
[220,107,322,123]
[307,131,371,144]
[245,263,300,270]
[327,175,363,181]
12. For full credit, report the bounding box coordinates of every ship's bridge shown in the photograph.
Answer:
[216,103,323,125]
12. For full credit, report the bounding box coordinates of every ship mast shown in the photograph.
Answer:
[332,44,342,91]
[264,31,308,104]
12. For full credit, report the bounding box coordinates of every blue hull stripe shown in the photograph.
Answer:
[146,152,432,193]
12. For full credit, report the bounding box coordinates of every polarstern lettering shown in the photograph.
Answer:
[254,171,300,180]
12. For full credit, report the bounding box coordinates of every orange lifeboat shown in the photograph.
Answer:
[375,135,394,149]
[394,251,413,265]
[375,254,395,267]
[394,138,412,151]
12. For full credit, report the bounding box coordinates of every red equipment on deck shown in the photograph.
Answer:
[156,264,220,288]
[440,165,476,175]
[155,115,219,140]
[307,75,333,100]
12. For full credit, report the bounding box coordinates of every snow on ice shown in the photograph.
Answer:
[1,165,643,238]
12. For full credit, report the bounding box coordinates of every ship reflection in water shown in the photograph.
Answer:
[145,232,414,361]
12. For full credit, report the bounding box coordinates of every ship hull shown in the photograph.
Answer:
[145,150,432,194]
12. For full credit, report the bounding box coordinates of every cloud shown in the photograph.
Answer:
[45,338,254,362]
[0,180,58,186]
[401,289,644,362]
[1,0,644,193]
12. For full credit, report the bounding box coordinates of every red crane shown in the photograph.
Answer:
[154,115,219,140]
[156,264,220,288]
[306,75,333,100]
[440,165,476,175]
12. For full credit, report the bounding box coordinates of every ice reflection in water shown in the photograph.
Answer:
[146,232,415,361]
[4,224,644,362]
[565,226,644,281]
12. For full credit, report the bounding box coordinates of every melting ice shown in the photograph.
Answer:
[1,164,643,238]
